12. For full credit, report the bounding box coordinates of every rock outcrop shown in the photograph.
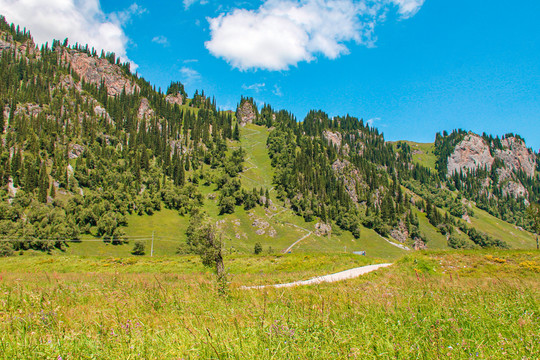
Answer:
[447,133,536,200]
[447,134,494,175]
[137,98,155,119]
[165,93,183,106]
[315,222,332,236]
[323,130,342,148]
[495,137,536,178]
[63,50,139,97]
[237,101,256,126]
[448,134,536,178]
[331,159,368,203]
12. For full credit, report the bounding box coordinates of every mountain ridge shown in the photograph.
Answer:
[0,16,538,257]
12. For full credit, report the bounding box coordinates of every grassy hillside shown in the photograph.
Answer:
[58,124,537,258]
[1,250,538,358]
[396,141,437,170]
[469,205,538,248]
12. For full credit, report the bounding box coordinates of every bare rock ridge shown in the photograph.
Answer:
[447,133,536,200]
[448,133,536,177]
[63,49,140,97]
[447,134,494,175]
[237,100,257,126]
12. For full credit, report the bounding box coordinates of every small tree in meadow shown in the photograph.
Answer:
[186,210,227,294]
[254,242,262,255]
[132,241,146,255]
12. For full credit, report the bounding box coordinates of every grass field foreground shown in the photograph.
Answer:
[0,250,538,359]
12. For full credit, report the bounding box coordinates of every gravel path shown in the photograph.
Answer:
[242,263,393,289]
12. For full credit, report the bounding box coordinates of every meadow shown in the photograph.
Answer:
[0,250,538,359]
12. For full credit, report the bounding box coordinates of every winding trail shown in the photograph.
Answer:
[282,231,312,253]
[242,263,393,289]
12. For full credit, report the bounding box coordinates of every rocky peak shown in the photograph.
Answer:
[237,100,256,126]
[447,133,536,178]
[63,49,139,97]
[495,137,536,178]
[447,134,494,175]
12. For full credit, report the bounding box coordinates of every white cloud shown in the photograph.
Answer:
[242,83,266,92]
[390,0,425,18]
[205,0,425,71]
[0,0,141,69]
[180,66,201,85]
[152,35,169,46]
[184,0,208,10]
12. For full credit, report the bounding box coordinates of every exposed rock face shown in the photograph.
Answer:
[68,144,85,159]
[0,32,37,57]
[94,105,112,124]
[447,134,494,175]
[448,134,536,178]
[315,222,332,236]
[63,50,139,97]
[447,134,536,200]
[57,74,82,92]
[501,180,529,200]
[323,130,342,148]
[413,238,427,250]
[495,137,536,178]
[165,93,183,106]
[137,98,155,119]
[390,222,409,243]
[14,103,42,118]
[237,101,256,126]
[331,159,368,203]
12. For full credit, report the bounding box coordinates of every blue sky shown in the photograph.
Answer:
[1,0,539,149]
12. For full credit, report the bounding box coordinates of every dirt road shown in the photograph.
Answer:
[242,263,392,289]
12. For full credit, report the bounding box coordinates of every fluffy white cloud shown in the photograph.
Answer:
[0,0,140,68]
[205,0,425,71]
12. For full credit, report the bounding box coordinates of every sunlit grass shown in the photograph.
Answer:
[0,251,538,359]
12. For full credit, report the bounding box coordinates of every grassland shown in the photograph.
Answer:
[392,141,437,170]
[59,123,411,258]
[0,250,538,359]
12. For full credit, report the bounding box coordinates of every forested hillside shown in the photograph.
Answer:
[0,16,538,257]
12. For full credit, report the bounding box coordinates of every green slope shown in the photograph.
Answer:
[395,141,437,170]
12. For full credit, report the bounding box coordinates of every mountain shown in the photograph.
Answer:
[0,17,538,257]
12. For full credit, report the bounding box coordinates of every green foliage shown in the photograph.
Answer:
[131,241,146,255]
[253,242,262,255]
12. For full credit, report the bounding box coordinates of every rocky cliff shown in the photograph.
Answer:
[446,133,536,200]
[63,50,139,97]
[448,133,536,178]
[447,134,494,175]
[237,100,257,126]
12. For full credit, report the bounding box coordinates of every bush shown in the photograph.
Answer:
[254,242,262,255]
[132,241,146,255]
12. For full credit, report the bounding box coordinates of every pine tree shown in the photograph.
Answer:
[233,122,239,141]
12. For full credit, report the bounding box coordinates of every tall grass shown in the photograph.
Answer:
[0,251,538,359]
